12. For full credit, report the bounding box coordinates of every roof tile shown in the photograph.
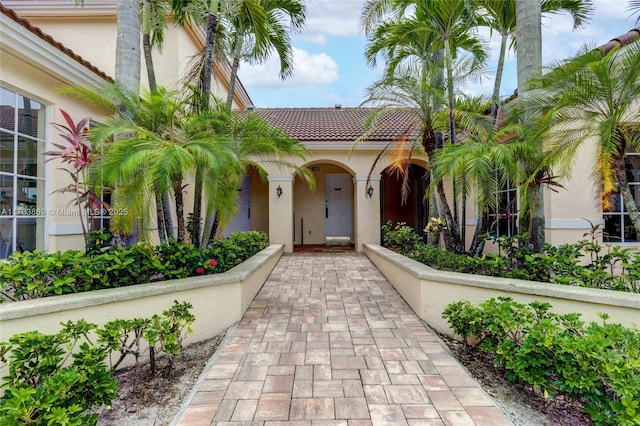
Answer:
[241,107,419,143]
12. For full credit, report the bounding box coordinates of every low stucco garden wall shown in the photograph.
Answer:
[0,244,284,354]
[364,243,640,335]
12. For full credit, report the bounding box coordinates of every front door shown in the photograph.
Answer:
[325,174,352,241]
[225,175,251,236]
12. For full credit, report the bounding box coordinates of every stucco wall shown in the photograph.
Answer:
[0,244,283,374]
[364,244,640,335]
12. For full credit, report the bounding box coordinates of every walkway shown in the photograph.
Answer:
[173,252,511,425]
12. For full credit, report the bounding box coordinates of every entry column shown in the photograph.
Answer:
[268,175,294,253]
[354,175,381,252]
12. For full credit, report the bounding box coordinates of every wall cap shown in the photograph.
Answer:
[0,244,284,321]
[363,243,640,310]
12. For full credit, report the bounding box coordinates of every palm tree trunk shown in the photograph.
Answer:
[444,38,464,247]
[200,6,218,111]
[162,191,175,240]
[516,0,544,252]
[115,0,140,95]
[142,0,157,92]
[155,191,167,244]
[112,0,140,248]
[173,178,186,243]
[206,213,221,247]
[491,33,508,121]
[468,206,490,256]
[526,181,545,250]
[191,2,219,248]
[437,181,463,254]
[226,35,244,110]
[191,168,203,247]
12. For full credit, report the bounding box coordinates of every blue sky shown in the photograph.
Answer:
[237,0,637,108]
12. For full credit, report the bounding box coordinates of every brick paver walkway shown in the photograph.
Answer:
[173,253,511,425]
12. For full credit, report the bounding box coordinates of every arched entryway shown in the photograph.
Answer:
[381,163,429,235]
[293,162,355,249]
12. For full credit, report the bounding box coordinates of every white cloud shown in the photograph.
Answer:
[238,47,339,88]
[299,0,365,44]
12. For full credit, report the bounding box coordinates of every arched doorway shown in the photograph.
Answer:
[381,164,429,235]
[293,162,354,248]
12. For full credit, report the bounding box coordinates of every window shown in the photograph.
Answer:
[603,155,640,242]
[488,177,518,237]
[0,87,46,259]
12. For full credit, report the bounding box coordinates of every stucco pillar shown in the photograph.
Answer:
[354,175,381,252]
[268,175,294,253]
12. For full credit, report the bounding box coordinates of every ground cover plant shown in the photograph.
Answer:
[382,221,640,293]
[0,301,195,425]
[0,230,268,302]
[443,298,640,425]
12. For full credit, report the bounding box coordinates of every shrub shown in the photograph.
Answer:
[0,231,269,302]
[443,298,640,425]
[0,323,118,425]
[0,301,196,425]
[381,221,640,293]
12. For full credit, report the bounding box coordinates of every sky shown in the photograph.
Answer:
[237,0,637,108]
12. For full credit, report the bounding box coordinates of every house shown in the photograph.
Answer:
[0,0,251,258]
[2,0,640,259]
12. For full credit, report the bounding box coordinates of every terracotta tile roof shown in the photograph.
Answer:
[601,27,640,54]
[242,107,420,142]
[0,4,112,82]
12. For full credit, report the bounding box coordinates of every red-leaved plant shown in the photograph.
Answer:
[45,109,104,246]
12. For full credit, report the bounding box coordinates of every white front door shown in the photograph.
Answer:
[325,174,352,239]
[225,175,251,236]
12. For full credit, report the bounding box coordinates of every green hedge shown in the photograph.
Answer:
[0,231,269,302]
[382,221,640,293]
[443,298,640,426]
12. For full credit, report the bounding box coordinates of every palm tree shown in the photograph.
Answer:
[362,0,488,249]
[527,42,640,239]
[430,94,527,255]
[225,0,306,110]
[629,0,640,23]
[85,86,243,243]
[201,111,314,246]
[357,61,484,253]
[478,0,594,119]
[515,0,545,252]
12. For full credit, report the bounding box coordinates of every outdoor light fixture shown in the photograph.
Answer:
[276,185,283,198]
[367,185,374,198]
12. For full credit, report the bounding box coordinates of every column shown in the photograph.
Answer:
[354,175,381,252]
[268,175,294,253]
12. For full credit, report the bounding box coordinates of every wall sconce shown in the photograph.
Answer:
[276,185,283,198]
[367,185,374,198]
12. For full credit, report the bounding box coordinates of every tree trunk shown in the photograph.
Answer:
[173,178,186,243]
[436,182,464,254]
[526,181,545,250]
[468,206,489,256]
[226,35,243,110]
[200,9,218,111]
[155,191,167,244]
[206,213,221,248]
[111,0,141,247]
[142,0,157,92]
[191,168,203,247]
[491,33,509,121]
[162,191,175,240]
[115,0,140,96]
[516,0,544,252]
[191,4,218,248]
